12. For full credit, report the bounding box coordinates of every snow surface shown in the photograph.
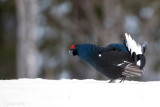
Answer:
[0,79,159,107]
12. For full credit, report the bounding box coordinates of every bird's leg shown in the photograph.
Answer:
[108,79,115,83]
[119,76,126,83]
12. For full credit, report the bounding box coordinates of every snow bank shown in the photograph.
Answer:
[0,79,159,107]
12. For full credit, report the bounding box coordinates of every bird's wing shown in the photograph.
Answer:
[98,51,144,77]
[117,61,144,77]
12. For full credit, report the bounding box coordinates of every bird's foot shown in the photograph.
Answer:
[119,77,126,83]
[108,79,115,83]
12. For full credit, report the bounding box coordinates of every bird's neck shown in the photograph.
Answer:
[79,47,100,66]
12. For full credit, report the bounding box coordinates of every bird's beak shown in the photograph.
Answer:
[69,49,77,56]
[69,49,74,55]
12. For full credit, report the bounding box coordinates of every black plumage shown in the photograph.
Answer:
[69,34,147,82]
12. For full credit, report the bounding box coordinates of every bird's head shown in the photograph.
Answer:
[69,44,98,59]
[69,45,78,56]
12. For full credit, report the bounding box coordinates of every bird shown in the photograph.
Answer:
[69,33,147,82]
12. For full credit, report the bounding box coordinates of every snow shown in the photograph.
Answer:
[0,79,159,107]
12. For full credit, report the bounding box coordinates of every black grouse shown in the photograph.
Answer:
[69,33,147,82]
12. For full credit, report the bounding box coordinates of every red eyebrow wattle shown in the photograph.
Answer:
[71,45,75,49]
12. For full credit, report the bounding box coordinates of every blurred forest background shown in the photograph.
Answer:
[0,0,160,81]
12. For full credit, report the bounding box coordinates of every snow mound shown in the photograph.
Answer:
[0,79,159,107]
